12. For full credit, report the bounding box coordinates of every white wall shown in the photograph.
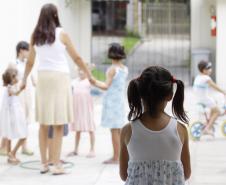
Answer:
[191,0,216,50]
[126,0,142,35]
[0,0,91,77]
[216,0,226,88]
[191,0,217,78]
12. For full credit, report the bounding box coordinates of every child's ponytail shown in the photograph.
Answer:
[172,79,189,123]
[127,79,142,121]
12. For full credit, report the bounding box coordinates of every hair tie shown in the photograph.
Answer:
[172,76,177,83]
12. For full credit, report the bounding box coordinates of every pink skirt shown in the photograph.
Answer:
[71,92,95,132]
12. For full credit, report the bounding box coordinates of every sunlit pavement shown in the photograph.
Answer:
[0,88,226,185]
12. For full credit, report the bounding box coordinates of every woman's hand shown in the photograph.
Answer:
[20,79,27,91]
[88,76,96,85]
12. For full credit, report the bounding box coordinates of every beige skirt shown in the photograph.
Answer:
[36,71,73,125]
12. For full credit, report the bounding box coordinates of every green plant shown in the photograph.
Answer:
[122,36,140,54]
[92,68,106,81]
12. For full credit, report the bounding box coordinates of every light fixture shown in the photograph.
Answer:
[209,4,216,15]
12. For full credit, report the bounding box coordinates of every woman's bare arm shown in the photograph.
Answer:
[61,32,92,80]
[23,40,36,85]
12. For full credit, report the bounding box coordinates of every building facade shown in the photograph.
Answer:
[0,0,91,77]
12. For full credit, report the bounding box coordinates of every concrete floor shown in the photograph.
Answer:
[0,89,226,185]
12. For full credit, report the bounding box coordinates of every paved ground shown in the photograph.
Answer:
[0,88,226,185]
[92,36,190,84]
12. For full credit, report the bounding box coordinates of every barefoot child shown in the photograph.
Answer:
[93,43,128,164]
[120,66,191,184]
[68,69,96,158]
[0,67,27,164]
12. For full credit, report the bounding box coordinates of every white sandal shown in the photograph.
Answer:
[40,164,49,174]
[51,165,66,175]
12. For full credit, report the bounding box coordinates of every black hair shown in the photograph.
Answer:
[198,60,212,73]
[108,43,126,60]
[16,41,29,57]
[2,68,18,86]
[127,66,188,123]
[32,3,61,46]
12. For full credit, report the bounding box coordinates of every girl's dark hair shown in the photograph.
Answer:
[2,68,18,86]
[198,60,212,72]
[127,66,188,123]
[16,41,29,57]
[32,3,61,46]
[108,43,126,60]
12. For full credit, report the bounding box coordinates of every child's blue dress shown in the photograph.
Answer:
[101,66,128,129]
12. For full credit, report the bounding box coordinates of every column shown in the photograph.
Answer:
[216,0,226,88]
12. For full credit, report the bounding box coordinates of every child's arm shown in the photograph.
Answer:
[93,67,116,90]
[8,87,22,96]
[31,74,36,87]
[61,32,92,81]
[208,80,226,95]
[119,124,131,181]
[178,123,191,180]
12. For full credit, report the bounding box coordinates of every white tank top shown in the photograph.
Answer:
[35,27,69,73]
[127,117,183,162]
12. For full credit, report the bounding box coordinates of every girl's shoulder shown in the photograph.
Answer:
[106,65,117,76]
[177,121,188,144]
[121,123,132,145]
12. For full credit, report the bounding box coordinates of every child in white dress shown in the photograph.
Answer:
[0,67,27,164]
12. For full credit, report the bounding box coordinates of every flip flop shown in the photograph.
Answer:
[40,164,50,174]
[51,166,66,175]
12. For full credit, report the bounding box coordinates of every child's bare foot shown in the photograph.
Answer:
[7,153,20,165]
[103,158,119,164]
[202,128,214,136]
[67,151,78,157]
[86,151,95,158]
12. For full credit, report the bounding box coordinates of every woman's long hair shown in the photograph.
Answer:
[32,3,61,46]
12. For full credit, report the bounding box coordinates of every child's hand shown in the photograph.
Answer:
[89,76,96,85]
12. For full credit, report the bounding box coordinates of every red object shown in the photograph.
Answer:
[211,16,216,37]
[172,76,177,83]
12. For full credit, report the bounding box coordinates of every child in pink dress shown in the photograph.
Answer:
[68,70,96,158]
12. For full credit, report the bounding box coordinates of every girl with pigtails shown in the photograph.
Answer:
[119,66,191,185]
